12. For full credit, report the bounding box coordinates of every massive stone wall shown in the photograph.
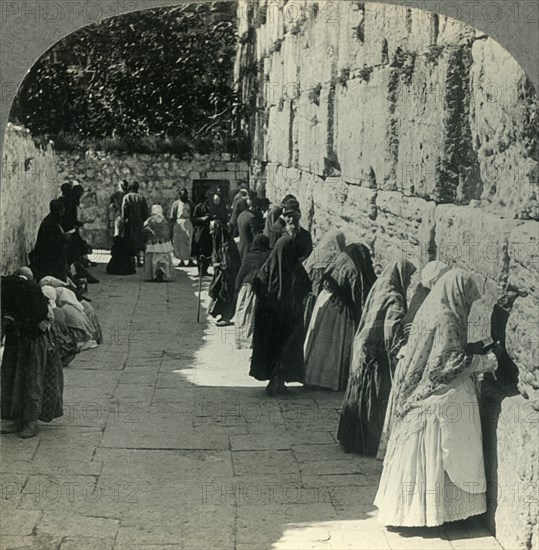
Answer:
[1,124,58,274]
[236,2,538,548]
[57,151,249,248]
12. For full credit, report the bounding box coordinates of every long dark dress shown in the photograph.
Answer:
[208,221,241,320]
[106,236,137,275]
[31,212,69,282]
[122,192,149,254]
[249,236,312,383]
[237,209,264,260]
[337,260,416,455]
[304,244,376,391]
[1,276,63,424]
[192,200,213,272]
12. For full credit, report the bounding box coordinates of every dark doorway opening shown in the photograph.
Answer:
[192,180,230,206]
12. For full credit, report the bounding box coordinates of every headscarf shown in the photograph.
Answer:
[353,259,416,351]
[151,204,164,222]
[56,287,85,313]
[256,235,310,303]
[264,204,283,238]
[396,261,451,348]
[235,234,271,290]
[324,244,377,322]
[41,285,58,309]
[392,269,480,419]
[303,229,346,274]
[420,260,451,289]
[39,276,68,288]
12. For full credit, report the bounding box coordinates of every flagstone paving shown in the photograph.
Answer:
[0,254,503,549]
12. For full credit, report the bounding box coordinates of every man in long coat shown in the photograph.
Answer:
[122,181,149,267]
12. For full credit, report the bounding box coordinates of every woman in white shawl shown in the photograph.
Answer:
[376,260,450,460]
[374,269,494,527]
[56,287,97,351]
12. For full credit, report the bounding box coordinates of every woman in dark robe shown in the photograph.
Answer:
[250,235,312,395]
[234,234,271,349]
[192,190,215,276]
[337,259,416,455]
[208,220,241,326]
[304,244,377,391]
[30,199,74,282]
[1,268,64,438]
[263,203,282,239]
[302,229,346,328]
[122,181,149,267]
[106,236,137,275]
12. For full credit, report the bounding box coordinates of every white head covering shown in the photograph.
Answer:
[56,287,85,313]
[39,276,68,288]
[41,285,58,309]
[420,261,450,289]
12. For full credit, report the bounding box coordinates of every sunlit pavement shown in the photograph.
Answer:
[0,252,503,549]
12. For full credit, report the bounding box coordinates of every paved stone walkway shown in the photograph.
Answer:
[1,255,504,549]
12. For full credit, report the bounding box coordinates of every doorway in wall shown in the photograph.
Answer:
[192,180,230,206]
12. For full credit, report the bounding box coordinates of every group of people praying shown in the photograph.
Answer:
[0,178,502,529]
[202,188,500,529]
[1,180,104,438]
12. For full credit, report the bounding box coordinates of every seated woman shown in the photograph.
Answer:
[304,244,376,391]
[1,268,64,438]
[234,234,271,349]
[56,287,97,351]
[337,259,416,456]
[143,205,174,282]
[376,260,450,460]
[303,229,346,329]
[41,285,79,367]
[208,220,241,327]
[374,269,494,527]
[106,235,136,275]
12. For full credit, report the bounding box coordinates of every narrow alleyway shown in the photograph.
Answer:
[1,255,503,550]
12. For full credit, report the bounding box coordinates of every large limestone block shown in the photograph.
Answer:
[436,14,477,46]
[374,191,436,270]
[296,84,333,175]
[363,3,411,67]
[470,38,538,218]
[335,68,394,186]
[506,296,539,401]
[508,221,539,297]
[434,204,519,282]
[494,394,538,550]
[336,2,364,72]
[309,178,377,249]
[266,103,292,165]
[394,54,448,197]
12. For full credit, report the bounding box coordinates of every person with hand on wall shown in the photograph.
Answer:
[30,199,75,283]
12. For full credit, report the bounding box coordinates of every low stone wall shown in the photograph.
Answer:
[1,124,58,274]
[56,151,249,248]
[236,2,538,547]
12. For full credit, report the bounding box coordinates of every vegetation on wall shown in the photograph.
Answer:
[10,3,246,156]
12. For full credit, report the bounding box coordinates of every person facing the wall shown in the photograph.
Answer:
[30,199,75,283]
